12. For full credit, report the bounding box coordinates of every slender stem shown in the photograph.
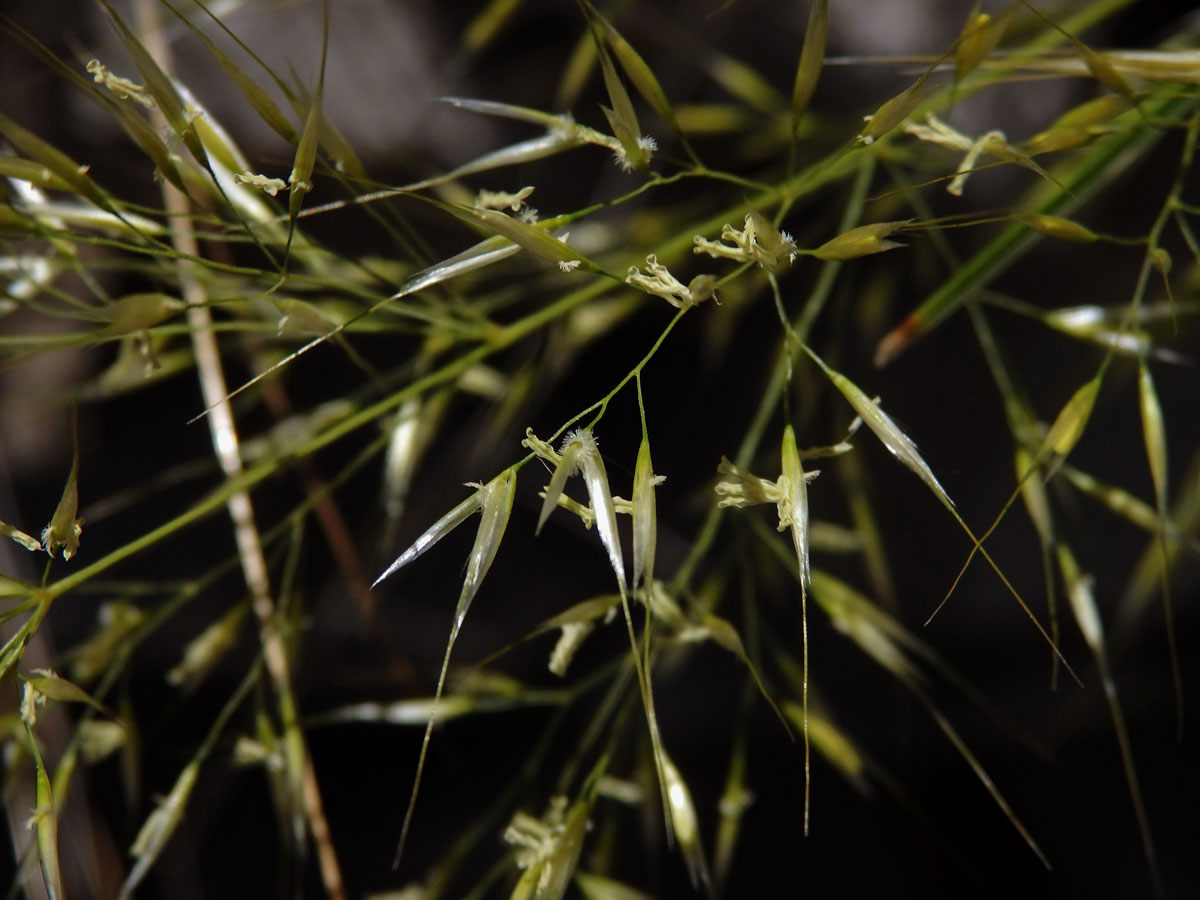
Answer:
[133,2,344,896]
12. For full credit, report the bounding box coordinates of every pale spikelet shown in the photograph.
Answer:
[1077,43,1137,101]
[856,79,927,146]
[949,130,1002,196]
[391,467,518,866]
[573,429,628,593]
[372,490,482,588]
[537,438,585,535]
[1021,214,1099,243]
[399,100,588,192]
[661,753,709,889]
[69,602,143,683]
[312,694,495,726]
[1025,95,1130,155]
[1042,306,1178,360]
[1057,545,1103,651]
[522,427,561,463]
[103,293,186,334]
[470,207,597,273]
[583,0,682,135]
[549,621,594,677]
[1150,247,1172,275]
[0,253,59,300]
[593,27,654,173]
[1039,374,1102,472]
[779,425,813,587]
[23,717,63,900]
[811,571,915,681]
[382,399,423,531]
[802,707,868,790]
[1015,446,1054,549]
[453,468,517,640]
[575,872,657,900]
[167,603,248,688]
[792,0,830,131]
[1059,464,1192,544]
[954,5,1015,82]
[125,760,200,890]
[22,669,111,719]
[78,719,126,765]
[804,347,954,510]
[41,435,82,561]
[1138,362,1168,506]
[631,436,661,590]
[812,220,912,261]
[903,114,989,195]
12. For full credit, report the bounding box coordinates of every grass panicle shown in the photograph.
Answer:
[0,0,1194,895]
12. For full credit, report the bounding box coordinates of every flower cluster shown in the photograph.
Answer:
[693,209,797,274]
[625,255,717,308]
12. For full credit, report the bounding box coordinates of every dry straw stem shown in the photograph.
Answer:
[130,0,344,895]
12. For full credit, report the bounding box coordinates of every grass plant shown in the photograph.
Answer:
[1,0,1198,896]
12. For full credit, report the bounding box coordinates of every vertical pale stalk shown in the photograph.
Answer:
[132,2,343,895]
